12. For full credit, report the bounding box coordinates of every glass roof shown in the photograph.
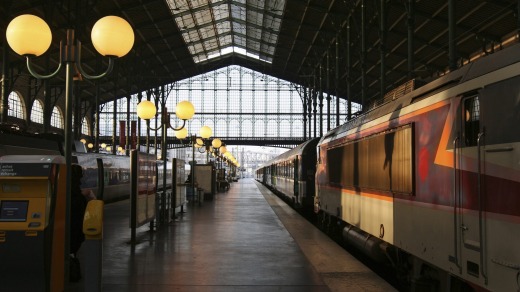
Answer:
[165,0,285,64]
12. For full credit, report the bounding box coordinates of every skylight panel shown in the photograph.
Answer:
[213,4,229,20]
[219,35,232,46]
[166,0,285,64]
[200,26,216,38]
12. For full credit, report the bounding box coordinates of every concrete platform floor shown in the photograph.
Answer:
[71,178,396,292]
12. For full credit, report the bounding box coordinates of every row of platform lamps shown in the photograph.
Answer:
[5,13,239,287]
[135,99,241,169]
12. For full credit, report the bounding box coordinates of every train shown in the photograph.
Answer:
[257,42,520,291]
[0,131,132,202]
[0,130,186,206]
[255,137,319,210]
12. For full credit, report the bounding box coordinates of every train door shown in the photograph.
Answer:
[458,93,487,281]
[293,157,299,204]
[270,164,276,187]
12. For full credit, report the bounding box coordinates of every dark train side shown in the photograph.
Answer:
[255,137,319,210]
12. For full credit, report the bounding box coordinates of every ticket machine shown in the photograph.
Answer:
[0,155,67,292]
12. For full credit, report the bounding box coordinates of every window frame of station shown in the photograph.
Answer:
[326,123,415,195]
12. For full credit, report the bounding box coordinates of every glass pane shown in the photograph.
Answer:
[30,100,44,124]
[8,91,25,119]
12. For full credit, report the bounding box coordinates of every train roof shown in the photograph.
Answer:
[319,42,520,147]
[0,131,63,157]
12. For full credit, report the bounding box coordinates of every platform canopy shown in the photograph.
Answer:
[1,0,517,106]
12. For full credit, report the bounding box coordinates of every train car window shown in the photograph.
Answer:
[463,96,480,147]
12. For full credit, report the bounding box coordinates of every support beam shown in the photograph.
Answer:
[347,17,352,121]
[407,0,415,80]
[380,0,387,99]
[95,84,100,152]
[319,65,323,137]
[326,53,331,132]
[449,0,457,71]
[335,37,339,127]
[303,86,307,140]
[126,95,131,155]
[112,94,117,155]
[1,37,8,123]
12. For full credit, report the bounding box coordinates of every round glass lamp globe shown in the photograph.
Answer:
[212,138,222,148]
[101,143,107,149]
[87,143,94,149]
[91,16,134,57]
[136,100,156,120]
[106,146,112,152]
[219,146,227,154]
[175,101,195,120]
[80,138,87,144]
[6,14,52,56]
[199,126,212,139]
[117,146,123,152]
[174,127,188,139]
[195,138,204,147]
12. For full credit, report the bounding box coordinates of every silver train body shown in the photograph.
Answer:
[74,152,131,202]
[0,132,186,207]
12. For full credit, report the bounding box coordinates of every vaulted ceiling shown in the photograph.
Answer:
[1,0,518,108]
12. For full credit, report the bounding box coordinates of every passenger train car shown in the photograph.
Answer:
[74,152,131,202]
[0,131,132,203]
[256,137,319,209]
[316,43,520,290]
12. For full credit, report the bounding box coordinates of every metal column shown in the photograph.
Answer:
[303,87,307,140]
[407,0,415,80]
[0,33,7,123]
[449,0,457,71]
[94,84,100,152]
[326,54,331,132]
[361,0,366,108]
[126,95,130,155]
[347,17,352,120]
[111,94,117,154]
[335,37,340,126]
[380,0,387,99]
[319,65,323,137]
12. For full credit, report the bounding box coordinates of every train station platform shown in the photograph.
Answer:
[73,178,395,291]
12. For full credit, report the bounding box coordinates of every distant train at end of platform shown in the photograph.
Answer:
[255,137,319,211]
[257,43,520,291]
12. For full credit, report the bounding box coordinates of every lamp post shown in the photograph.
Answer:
[192,126,212,199]
[6,14,134,282]
[175,125,217,202]
[136,99,195,212]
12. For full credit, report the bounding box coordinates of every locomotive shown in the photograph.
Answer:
[259,43,520,291]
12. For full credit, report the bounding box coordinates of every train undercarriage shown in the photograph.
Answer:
[316,211,475,292]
